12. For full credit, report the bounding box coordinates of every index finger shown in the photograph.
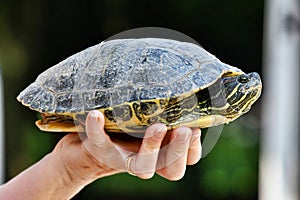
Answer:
[129,123,167,179]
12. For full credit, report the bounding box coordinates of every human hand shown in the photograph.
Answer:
[56,110,202,182]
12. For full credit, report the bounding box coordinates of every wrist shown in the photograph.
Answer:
[52,140,117,187]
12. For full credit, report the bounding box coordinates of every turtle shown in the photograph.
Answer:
[17,38,262,134]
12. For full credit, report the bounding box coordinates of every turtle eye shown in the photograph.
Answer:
[237,74,250,83]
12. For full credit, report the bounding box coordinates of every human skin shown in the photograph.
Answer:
[0,110,201,200]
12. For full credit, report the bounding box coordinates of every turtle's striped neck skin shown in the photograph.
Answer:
[206,72,262,119]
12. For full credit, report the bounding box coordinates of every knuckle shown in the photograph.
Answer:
[173,142,189,155]
[133,156,157,175]
[144,137,163,151]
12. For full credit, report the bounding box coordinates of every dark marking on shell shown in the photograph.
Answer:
[132,102,143,122]
[105,105,132,123]
[104,109,116,122]
[125,125,147,132]
[147,116,160,124]
[75,113,87,124]
[179,94,198,110]
[160,107,182,123]
[140,102,159,115]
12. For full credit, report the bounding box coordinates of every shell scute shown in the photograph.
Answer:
[17,84,41,105]
[82,91,110,110]
[55,93,83,113]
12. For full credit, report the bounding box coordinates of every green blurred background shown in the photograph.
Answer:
[0,0,263,199]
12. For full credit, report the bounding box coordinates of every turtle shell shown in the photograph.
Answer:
[17,38,244,132]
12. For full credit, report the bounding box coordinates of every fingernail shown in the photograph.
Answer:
[87,111,105,132]
[89,111,104,127]
[192,128,201,139]
[154,124,167,139]
[89,111,100,121]
[190,128,201,144]
[176,127,192,141]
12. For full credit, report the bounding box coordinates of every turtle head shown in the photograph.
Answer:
[222,72,262,118]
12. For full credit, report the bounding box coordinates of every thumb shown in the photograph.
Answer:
[84,110,125,171]
[85,110,108,145]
